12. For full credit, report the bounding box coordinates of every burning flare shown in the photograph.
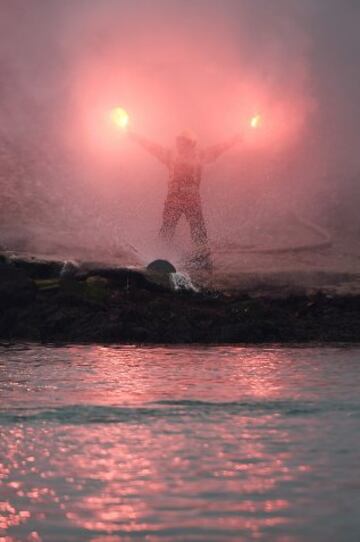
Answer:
[110,107,129,129]
[250,114,261,129]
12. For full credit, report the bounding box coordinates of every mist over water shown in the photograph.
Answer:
[1,0,359,263]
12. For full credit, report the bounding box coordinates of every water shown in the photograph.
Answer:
[1,345,360,542]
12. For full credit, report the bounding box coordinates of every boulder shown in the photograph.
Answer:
[146,259,176,274]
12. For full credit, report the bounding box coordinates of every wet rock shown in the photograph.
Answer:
[58,278,87,302]
[86,267,147,290]
[142,270,173,291]
[9,256,62,279]
[218,323,245,342]
[170,272,199,292]
[145,260,199,292]
[58,277,109,306]
[35,278,61,291]
[127,325,150,342]
[84,276,110,304]
[147,259,176,274]
[1,251,360,344]
[60,261,79,278]
[86,276,109,288]
[87,266,179,293]
[0,264,37,307]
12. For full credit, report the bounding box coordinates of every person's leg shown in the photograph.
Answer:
[185,197,209,251]
[184,197,213,273]
[159,196,183,243]
[185,197,213,271]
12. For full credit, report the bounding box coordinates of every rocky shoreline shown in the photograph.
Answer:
[1,253,360,344]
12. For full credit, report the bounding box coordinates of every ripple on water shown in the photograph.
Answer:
[1,345,360,541]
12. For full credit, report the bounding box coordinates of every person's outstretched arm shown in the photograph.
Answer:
[128,129,171,166]
[201,134,241,163]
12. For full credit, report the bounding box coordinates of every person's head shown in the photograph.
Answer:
[176,130,197,155]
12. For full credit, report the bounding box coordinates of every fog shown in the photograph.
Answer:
[1,0,359,265]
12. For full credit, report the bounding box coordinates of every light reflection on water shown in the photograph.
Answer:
[1,345,360,541]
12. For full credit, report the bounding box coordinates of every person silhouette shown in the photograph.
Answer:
[129,128,240,269]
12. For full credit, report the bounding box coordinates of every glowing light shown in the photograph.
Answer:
[110,107,129,129]
[250,114,262,129]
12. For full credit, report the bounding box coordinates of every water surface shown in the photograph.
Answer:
[1,345,360,541]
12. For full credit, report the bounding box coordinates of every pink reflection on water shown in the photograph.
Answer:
[0,419,300,539]
[1,345,323,411]
[44,345,297,407]
[0,346,320,540]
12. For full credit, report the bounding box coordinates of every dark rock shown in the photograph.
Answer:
[147,259,176,274]
[86,276,109,287]
[0,264,37,307]
[10,257,63,279]
[84,276,110,304]
[87,267,145,289]
[142,270,173,291]
[127,325,150,342]
[87,267,175,293]
[58,278,87,302]
[1,253,360,344]
[218,323,246,342]
[35,278,61,291]
[60,261,79,278]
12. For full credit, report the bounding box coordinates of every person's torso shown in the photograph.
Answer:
[167,152,203,195]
